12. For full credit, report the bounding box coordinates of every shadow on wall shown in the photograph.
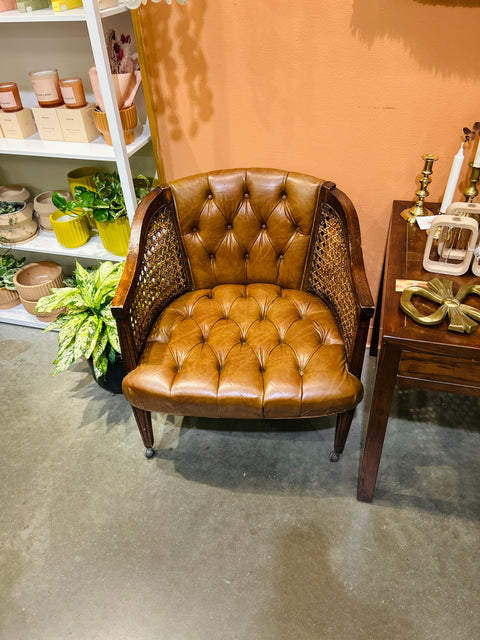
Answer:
[140,0,213,142]
[351,0,480,80]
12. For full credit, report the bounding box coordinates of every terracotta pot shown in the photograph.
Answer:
[19,294,64,322]
[0,0,17,12]
[0,202,38,245]
[96,216,131,256]
[34,190,71,231]
[13,261,64,301]
[0,286,20,310]
[0,184,30,203]
[92,105,137,146]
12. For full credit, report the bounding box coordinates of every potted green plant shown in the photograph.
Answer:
[0,253,26,309]
[53,171,155,257]
[35,260,125,392]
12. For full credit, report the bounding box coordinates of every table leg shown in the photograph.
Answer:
[369,252,386,358]
[357,340,403,502]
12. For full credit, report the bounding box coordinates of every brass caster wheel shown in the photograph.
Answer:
[145,447,155,459]
[329,450,340,462]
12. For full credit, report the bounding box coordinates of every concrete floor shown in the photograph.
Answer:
[1,323,479,640]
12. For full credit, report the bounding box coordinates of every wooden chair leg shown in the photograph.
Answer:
[131,406,155,458]
[329,409,355,461]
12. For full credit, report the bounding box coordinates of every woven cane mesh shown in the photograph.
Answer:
[307,202,359,359]
[129,203,190,353]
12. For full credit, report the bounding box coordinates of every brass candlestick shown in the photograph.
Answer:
[463,161,480,203]
[401,154,439,224]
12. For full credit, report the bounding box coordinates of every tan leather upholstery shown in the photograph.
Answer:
[170,168,322,289]
[123,284,363,419]
[112,168,374,458]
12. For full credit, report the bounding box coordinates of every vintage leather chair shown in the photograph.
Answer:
[112,168,374,459]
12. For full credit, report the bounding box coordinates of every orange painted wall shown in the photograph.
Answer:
[139,0,480,298]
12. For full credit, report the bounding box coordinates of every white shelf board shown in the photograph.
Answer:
[1,227,123,262]
[0,123,151,160]
[0,303,50,329]
[0,3,127,23]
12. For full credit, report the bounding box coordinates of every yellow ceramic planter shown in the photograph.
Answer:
[96,216,131,256]
[50,210,90,248]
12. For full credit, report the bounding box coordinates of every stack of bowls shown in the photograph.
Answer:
[13,260,65,322]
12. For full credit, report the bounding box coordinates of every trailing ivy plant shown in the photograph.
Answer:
[0,201,24,215]
[0,253,26,290]
[35,260,124,380]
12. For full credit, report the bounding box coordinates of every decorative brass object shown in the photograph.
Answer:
[400,277,480,334]
[401,154,439,223]
[464,162,480,203]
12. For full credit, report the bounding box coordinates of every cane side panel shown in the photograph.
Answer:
[129,202,190,353]
[307,202,359,360]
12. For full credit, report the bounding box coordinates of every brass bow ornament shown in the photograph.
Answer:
[400,277,480,334]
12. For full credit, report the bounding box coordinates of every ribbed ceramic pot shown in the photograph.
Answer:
[50,210,90,248]
[34,190,72,231]
[0,184,30,203]
[0,287,20,310]
[96,216,131,256]
[0,202,38,245]
[19,294,64,322]
[13,260,64,303]
[92,105,137,146]
[13,261,64,302]
[67,166,99,196]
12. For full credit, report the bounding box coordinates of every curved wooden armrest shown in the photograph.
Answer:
[112,186,192,369]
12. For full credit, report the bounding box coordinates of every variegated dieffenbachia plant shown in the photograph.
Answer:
[35,260,124,380]
[0,253,26,290]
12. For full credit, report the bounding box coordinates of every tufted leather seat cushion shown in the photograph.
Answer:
[122,283,363,419]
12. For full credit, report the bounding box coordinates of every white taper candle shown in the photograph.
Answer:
[440,142,464,213]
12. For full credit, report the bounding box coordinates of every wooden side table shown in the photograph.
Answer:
[357,200,480,502]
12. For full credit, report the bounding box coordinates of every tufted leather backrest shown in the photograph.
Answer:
[169,168,324,290]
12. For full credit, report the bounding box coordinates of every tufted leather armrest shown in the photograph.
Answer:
[306,182,374,373]
[112,186,193,372]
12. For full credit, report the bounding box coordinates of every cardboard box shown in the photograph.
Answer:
[32,106,64,141]
[0,108,37,139]
[57,103,99,143]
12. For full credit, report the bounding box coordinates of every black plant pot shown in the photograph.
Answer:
[87,354,126,394]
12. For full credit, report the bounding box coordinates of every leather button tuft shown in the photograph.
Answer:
[244,193,249,199]
[261,223,266,230]
[227,224,233,230]
[192,226,198,233]
[208,194,213,200]
[282,194,287,200]
[210,254,215,260]
[244,252,249,259]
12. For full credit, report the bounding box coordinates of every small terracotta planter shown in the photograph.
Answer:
[0,184,30,203]
[50,210,90,248]
[0,202,38,245]
[92,104,137,146]
[0,0,17,12]
[13,261,64,302]
[0,287,20,310]
[19,294,64,322]
[34,190,72,231]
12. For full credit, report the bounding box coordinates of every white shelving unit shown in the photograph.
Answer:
[0,0,154,328]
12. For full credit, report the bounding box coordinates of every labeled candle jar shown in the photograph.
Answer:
[29,69,64,108]
[0,83,23,112]
[59,77,87,109]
